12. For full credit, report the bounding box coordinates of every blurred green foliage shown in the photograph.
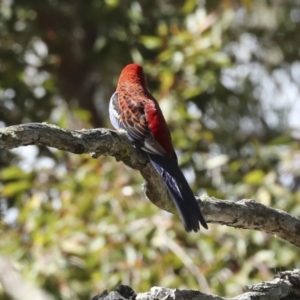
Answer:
[1,0,300,299]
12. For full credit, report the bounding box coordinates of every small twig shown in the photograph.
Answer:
[0,257,54,300]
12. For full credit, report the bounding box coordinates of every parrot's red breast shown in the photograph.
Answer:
[116,64,176,160]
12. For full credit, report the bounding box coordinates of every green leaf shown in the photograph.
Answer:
[243,170,265,185]
[0,166,27,180]
[2,180,30,197]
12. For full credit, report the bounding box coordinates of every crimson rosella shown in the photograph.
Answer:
[109,63,208,232]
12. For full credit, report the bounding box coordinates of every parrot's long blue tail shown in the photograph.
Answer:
[149,154,208,232]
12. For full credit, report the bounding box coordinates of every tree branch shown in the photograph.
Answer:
[1,254,299,300]
[91,270,300,300]
[1,123,300,247]
[0,257,54,300]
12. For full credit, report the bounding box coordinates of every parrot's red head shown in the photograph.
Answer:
[117,63,148,89]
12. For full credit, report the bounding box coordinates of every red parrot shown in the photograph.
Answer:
[109,63,208,232]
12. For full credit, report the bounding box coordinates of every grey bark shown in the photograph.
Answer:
[1,123,300,248]
[1,257,298,300]
[91,270,300,300]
